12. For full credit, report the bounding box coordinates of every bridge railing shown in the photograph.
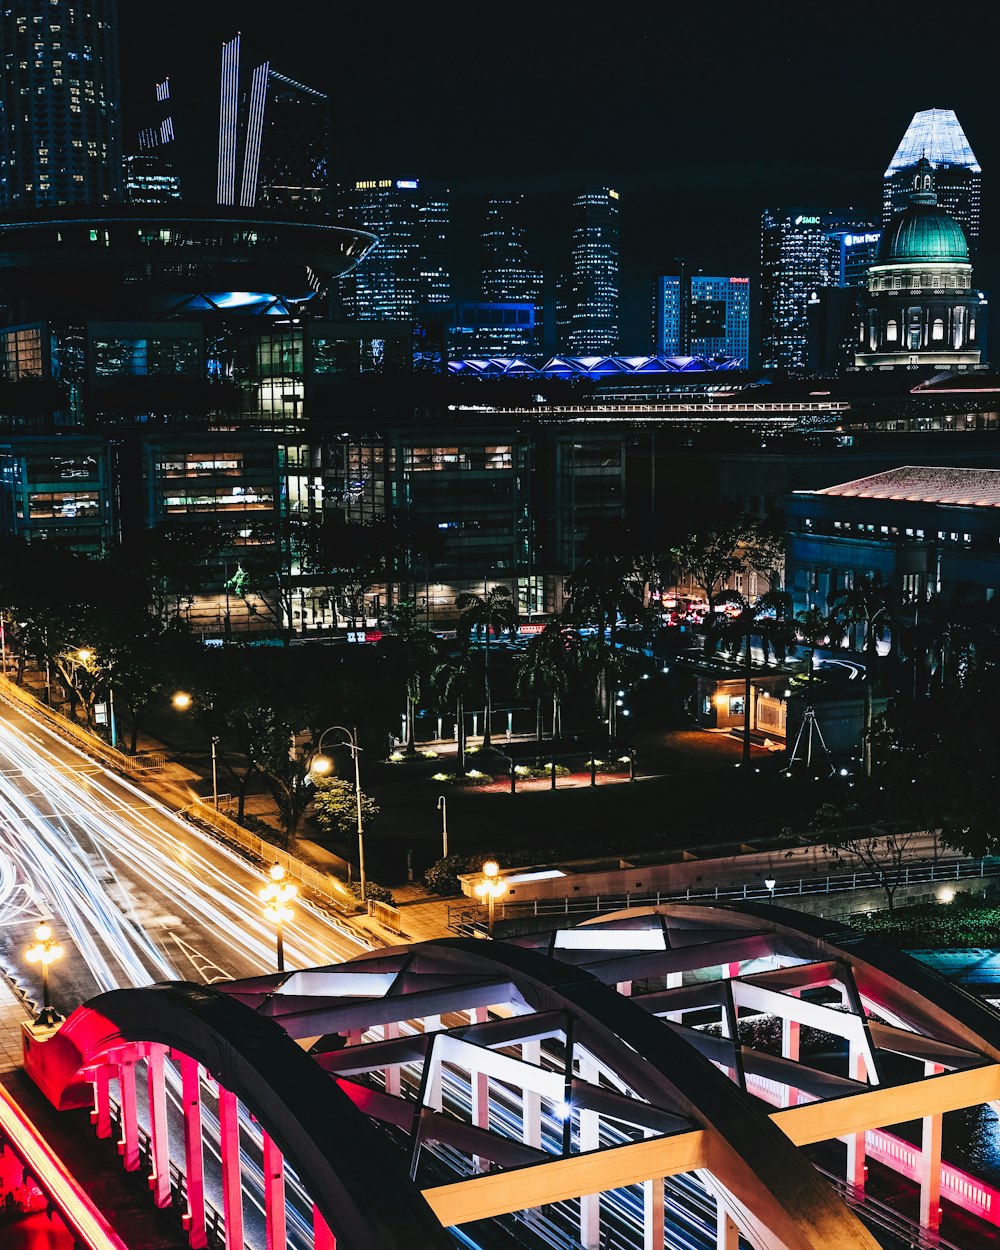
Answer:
[448,855,1000,932]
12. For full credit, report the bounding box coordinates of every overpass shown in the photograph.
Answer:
[19,902,1000,1250]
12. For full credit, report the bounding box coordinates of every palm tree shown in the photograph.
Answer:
[383,600,438,754]
[829,573,898,778]
[795,606,841,691]
[717,590,793,765]
[516,622,581,740]
[432,645,480,774]
[455,585,518,749]
[564,554,643,728]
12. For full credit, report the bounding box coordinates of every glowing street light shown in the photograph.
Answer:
[765,878,777,901]
[25,920,63,1028]
[259,864,296,972]
[475,860,506,938]
[309,726,365,903]
[173,691,218,810]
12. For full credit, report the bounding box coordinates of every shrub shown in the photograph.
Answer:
[237,812,285,844]
[346,880,395,906]
[423,848,544,896]
[313,778,380,838]
[431,770,493,787]
[514,763,571,779]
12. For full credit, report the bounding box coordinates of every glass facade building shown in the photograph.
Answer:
[760,208,874,368]
[652,273,750,364]
[565,188,620,354]
[0,0,123,208]
[883,109,981,255]
[338,179,450,322]
[481,196,543,346]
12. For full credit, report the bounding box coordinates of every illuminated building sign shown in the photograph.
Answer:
[843,232,881,247]
[795,215,820,226]
[396,180,418,189]
[729,276,749,284]
[355,180,394,190]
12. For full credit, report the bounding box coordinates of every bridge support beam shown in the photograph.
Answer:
[117,1046,139,1172]
[919,1061,944,1235]
[146,1043,171,1208]
[218,1086,244,1250]
[92,1063,112,1139]
[263,1132,286,1250]
[642,1176,664,1250]
[314,1205,336,1250]
[716,1202,739,1250]
[179,1053,207,1249]
[845,1043,867,1192]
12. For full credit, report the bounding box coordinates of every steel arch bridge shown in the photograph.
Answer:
[23,902,1000,1250]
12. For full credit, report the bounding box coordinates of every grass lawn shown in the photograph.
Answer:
[855,896,1000,950]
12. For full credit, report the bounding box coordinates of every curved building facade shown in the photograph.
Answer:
[856,164,987,367]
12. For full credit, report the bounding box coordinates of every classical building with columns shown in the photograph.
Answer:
[856,161,987,367]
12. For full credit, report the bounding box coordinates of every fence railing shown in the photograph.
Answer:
[448,855,1000,933]
[0,675,165,775]
[367,898,402,933]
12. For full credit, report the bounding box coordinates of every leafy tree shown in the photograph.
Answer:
[313,777,380,841]
[671,510,752,627]
[829,572,899,778]
[455,585,517,748]
[810,802,928,914]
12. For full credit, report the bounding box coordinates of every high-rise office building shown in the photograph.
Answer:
[760,208,874,369]
[0,0,123,209]
[339,179,450,321]
[481,197,543,346]
[883,108,981,254]
[565,188,620,354]
[652,272,751,363]
[135,35,330,209]
[124,153,181,204]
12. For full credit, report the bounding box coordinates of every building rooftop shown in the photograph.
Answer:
[884,108,981,175]
[807,465,1000,508]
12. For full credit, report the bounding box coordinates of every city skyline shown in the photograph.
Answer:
[113,3,1000,346]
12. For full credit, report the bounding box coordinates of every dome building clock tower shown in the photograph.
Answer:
[856,160,987,367]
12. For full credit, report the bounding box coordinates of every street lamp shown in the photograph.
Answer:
[309,726,366,903]
[259,864,296,972]
[25,920,63,1028]
[173,691,219,810]
[438,794,448,859]
[765,878,777,900]
[475,859,506,938]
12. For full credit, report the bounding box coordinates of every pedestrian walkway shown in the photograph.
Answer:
[0,974,31,1072]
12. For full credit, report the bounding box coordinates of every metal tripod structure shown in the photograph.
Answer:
[789,705,835,776]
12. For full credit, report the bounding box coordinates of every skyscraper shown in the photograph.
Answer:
[652,272,750,363]
[760,208,874,369]
[0,0,123,209]
[134,35,330,209]
[565,188,620,354]
[339,179,450,321]
[883,108,981,254]
[481,197,543,343]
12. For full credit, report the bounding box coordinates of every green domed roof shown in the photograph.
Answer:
[878,202,969,263]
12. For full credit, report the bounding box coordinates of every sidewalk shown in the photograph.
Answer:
[0,976,31,1073]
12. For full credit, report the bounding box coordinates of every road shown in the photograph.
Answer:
[0,695,366,1016]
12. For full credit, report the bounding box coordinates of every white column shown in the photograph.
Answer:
[578,1056,600,1250]
[117,1047,139,1172]
[424,1016,443,1111]
[383,1021,401,1097]
[218,1086,244,1250]
[179,1054,207,1249]
[919,1061,944,1234]
[521,1040,541,1149]
[846,1044,866,1191]
[781,1002,800,1107]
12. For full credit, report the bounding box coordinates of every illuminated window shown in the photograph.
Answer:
[886,320,898,342]
[932,318,945,340]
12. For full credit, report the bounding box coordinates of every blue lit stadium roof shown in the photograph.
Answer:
[885,108,981,175]
[447,354,743,377]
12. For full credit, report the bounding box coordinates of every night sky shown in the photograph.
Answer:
[119,1,999,345]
